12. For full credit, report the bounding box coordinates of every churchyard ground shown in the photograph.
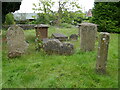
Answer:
[2,26,118,88]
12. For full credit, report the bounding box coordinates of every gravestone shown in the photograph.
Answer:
[43,39,74,55]
[96,32,110,74]
[6,25,28,58]
[80,23,97,51]
[43,39,62,54]
[34,24,49,40]
[69,34,78,41]
[52,33,68,41]
[59,42,74,55]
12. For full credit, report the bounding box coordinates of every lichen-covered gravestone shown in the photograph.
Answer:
[43,39,74,55]
[96,32,110,74]
[43,39,62,54]
[59,42,74,55]
[80,23,97,51]
[6,25,29,58]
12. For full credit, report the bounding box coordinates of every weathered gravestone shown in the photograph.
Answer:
[43,39,74,55]
[59,42,74,55]
[43,39,62,54]
[69,34,78,41]
[6,25,28,58]
[80,23,97,51]
[96,32,110,74]
[34,24,49,40]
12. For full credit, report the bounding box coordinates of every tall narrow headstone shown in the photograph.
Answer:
[96,32,110,74]
[80,23,97,51]
[6,25,28,58]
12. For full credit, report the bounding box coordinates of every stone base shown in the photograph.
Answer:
[8,52,22,58]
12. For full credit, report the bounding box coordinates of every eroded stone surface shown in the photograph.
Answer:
[80,23,97,51]
[96,32,110,74]
[43,39,74,55]
[6,25,28,58]
[69,34,78,41]
[59,42,74,55]
[43,39,62,54]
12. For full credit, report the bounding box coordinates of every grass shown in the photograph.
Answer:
[2,26,118,88]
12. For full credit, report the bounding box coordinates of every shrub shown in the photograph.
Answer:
[5,13,15,25]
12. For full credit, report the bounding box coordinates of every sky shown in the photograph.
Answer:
[15,0,94,13]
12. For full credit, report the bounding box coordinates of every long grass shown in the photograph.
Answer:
[2,26,118,88]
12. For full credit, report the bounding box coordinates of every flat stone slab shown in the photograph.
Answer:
[42,38,60,43]
[78,22,98,27]
[34,24,49,28]
[52,33,68,41]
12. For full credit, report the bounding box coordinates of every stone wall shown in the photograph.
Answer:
[2,24,36,30]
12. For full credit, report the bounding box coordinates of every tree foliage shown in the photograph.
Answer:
[32,0,55,24]
[5,13,15,25]
[92,2,120,33]
[2,2,21,24]
[32,0,84,25]
[57,0,83,25]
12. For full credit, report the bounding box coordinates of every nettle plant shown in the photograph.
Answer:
[35,38,43,51]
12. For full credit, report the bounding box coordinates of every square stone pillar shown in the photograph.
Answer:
[34,24,49,40]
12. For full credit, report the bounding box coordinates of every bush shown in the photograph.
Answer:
[5,13,15,25]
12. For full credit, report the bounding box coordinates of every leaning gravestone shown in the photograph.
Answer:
[43,39,74,55]
[6,25,28,58]
[96,32,110,74]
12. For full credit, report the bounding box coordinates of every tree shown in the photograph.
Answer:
[5,13,15,25]
[57,0,82,25]
[2,2,21,24]
[33,0,55,24]
[92,2,120,33]
[33,0,83,25]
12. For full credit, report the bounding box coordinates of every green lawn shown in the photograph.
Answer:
[2,26,118,88]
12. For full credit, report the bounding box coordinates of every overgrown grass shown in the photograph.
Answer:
[2,26,118,88]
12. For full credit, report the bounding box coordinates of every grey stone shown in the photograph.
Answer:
[43,39,74,55]
[69,34,78,41]
[59,42,74,55]
[52,33,68,41]
[43,39,62,54]
[96,32,110,74]
[6,25,28,58]
[80,23,97,51]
